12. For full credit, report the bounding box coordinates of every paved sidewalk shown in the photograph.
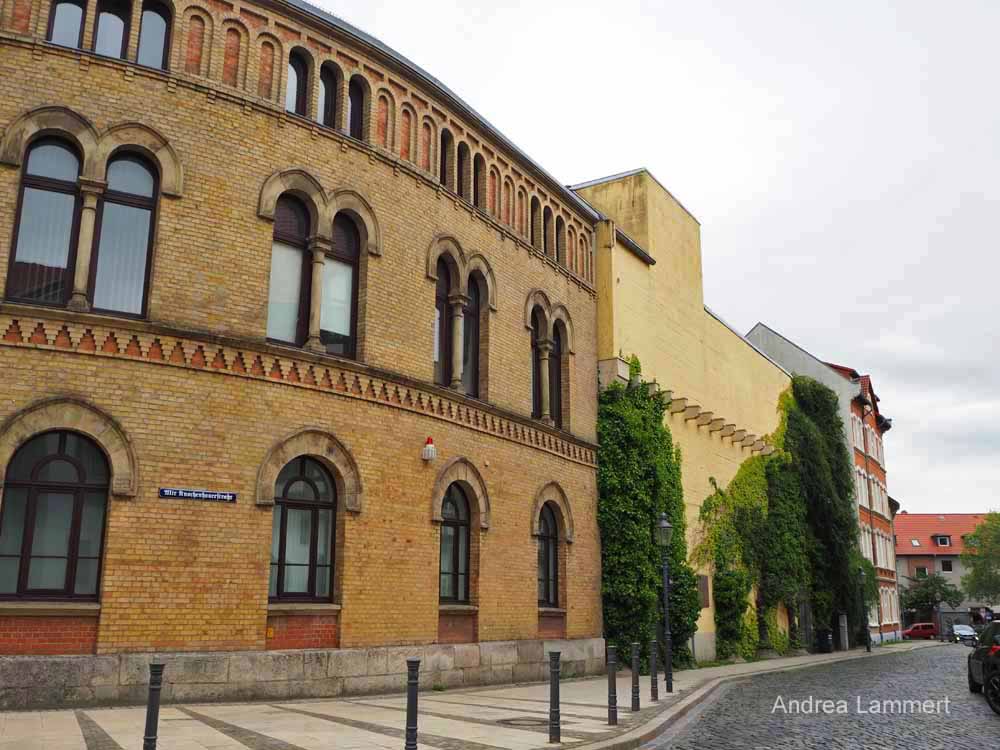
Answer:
[0,641,943,750]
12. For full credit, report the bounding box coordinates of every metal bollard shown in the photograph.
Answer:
[142,662,165,750]
[650,638,659,702]
[548,651,561,744]
[606,645,618,726]
[404,658,420,750]
[631,642,640,712]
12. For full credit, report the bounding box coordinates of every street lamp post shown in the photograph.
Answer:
[859,568,871,653]
[655,513,674,693]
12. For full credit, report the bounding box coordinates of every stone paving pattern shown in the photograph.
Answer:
[651,644,997,749]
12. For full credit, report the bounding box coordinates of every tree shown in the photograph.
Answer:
[900,573,964,615]
[962,512,1000,605]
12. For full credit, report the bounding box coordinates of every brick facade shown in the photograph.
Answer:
[0,0,603,706]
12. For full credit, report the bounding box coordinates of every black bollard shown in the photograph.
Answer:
[631,642,640,712]
[548,651,561,744]
[404,658,420,750]
[142,662,165,750]
[606,645,618,726]
[650,638,659,702]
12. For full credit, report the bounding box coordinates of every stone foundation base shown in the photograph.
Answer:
[0,637,606,710]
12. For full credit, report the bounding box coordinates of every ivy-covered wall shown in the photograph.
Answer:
[696,375,870,657]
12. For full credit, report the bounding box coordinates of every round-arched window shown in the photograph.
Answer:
[439,483,470,603]
[537,503,559,607]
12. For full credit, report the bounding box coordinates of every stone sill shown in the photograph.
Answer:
[267,602,342,615]
[538,608,567,616]
[0,601,101,617]
[439,604,478,614]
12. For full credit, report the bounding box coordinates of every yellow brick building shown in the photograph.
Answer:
[0,0,604,708]
[573,169,791,660]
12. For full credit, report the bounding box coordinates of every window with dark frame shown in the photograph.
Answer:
[89,154,157,317]
[0,431,109,601]
[268,456,336,602]
[93,0,129,59]
[266,195,311,346]
[348,76,365,140]
[47,0,86,48]
[439,483,470,603]
[136,0,170,69]
[941,560,953,572]
[537,502,558,607]
[915,566,927,577]
[434,257,452,387]
[320,213,360,358]
[286,50,309,116]
[530,306,544,418]
[6,139,81,307]
[461,277,481,397]
[318,64,339,128]
[457,143,470,200]
[549,323,563,429]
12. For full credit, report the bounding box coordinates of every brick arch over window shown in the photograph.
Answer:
[257,167,329,236]
[374,89,395,150]
[430,457,490,530]
[530,481,574,543]
[466,253,497,311]
[330,189,381,256]
[549,304,575,354]
[0,105,99,173]
[255,33,282,101]
[93,121,184,196]
[182,8,212,76]
[425,234,467,291]
[0,397,137,498]
[219,19,249,89]
[256,428,363,511]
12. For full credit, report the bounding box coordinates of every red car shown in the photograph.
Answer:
[903,622,939,639]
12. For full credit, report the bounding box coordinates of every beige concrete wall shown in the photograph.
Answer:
[580,171,790,659]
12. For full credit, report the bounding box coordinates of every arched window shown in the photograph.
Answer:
[0,431,109,599]
[472,154,485,209]
[90,155,157,316]
[318,63,340,128]
[439,482,470,603]
[399,108,413,161]
[433,257,452,387]
[555,216,566,266]
[269,456,335,601]
[543,206,553,257]
[185,14,207,75]
[47,0,85,48]
[221,26,241,87]
[93,0,129,59]
[530,196,541,249]
[550,323,564,429]
[502,179,512,226]
[347,75,366,140]
[321,213,360,358]
[286,49,309,116]
[530,306,545,419]
[537,502,558,607]
[461,276,481,397]
[136,0,170,70]
[266,195,310,345]
[7,139,81,306]
[419,120,432,171]
[457,142,470,201]
[439,129,454,189]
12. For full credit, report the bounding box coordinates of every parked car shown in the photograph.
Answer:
[952,624,979,645]
[903,622,938,640]
[967,622,1000,715]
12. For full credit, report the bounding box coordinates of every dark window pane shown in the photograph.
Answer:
[440,572,454,600]
[0,558,18,594]
[49,1,83,48]
[317,509,332,565]
[285,479,315,502]
[7,433,60,480]
[457,573,467,602]
[10,188,75,304]
[348,78,364,139]
[136,7,168,68]
[64,433,109,484]
[78,493,106,557]
[458,526,468,575]
[0,488,28,555]
[440,526,455,574]
[107,158,154,197]
[73,558,99,595]
[303,459,334,502]
[315,565,330,597]
[284,564,308,593]
[441,498,456,520]
[94,7,126,58]
[462,281,480,396]
[275,461,298,498]
[37,458,80,483]
[92,202,151,315]
[269,506,280,563]
[29,492,73,556]
[284,508,311,565]
[285,59,300,113]
[268,564,278,597]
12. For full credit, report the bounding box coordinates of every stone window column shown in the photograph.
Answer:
[448,292,468,391]
[67,179,106,312]
[538,339,553,424]
[306,236,332,353]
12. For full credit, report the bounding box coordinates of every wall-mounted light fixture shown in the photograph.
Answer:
[421,436,437,462]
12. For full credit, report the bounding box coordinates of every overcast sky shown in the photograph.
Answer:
[316,0,999,514]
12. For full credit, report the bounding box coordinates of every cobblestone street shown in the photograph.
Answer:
[652,644,997,749]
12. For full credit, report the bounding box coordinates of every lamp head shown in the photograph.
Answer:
[655,512,673,548]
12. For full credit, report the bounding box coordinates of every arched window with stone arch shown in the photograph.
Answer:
[462,272,489,398]
[537,502,559,607]
[268,456,336,602]
[318,62,342,128]
[0,431,109,600]
[7,138,82,307]
[530,305,545,419]
[286,48,310,117]
[320,212,360,358]
[266,194,311,345]
[439,482,471,603]
[434,256,454,387]
[457,142,471,201]
[93,0,130,59]
[136,0,171,70]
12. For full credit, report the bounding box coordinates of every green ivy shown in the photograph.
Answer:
[738,607,760,660]
[597,359,700,669]
[764,609,791,655]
